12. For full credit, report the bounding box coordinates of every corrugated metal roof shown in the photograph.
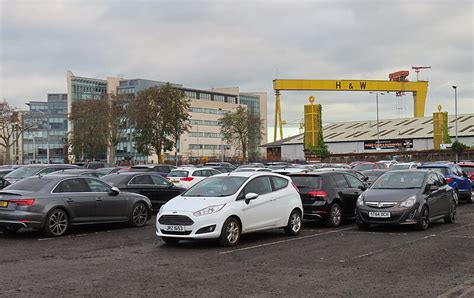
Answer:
[261,113,473,147]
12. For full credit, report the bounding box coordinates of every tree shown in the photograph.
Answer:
[308,133,330,158]
[128,83,190,164]
[451,141,467,155]
[0,101,30,164]
[106,94,133,165]
[69,99,109,160]
[219,106,263,162]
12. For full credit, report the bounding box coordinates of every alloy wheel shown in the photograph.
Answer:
[226,221,239,244]
[420,208,429,230]
[49,210,68,236]
[331,205,342,226]
[133,204,148,226]
[290,212,302,233]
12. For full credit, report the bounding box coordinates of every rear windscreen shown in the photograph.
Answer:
[290,176,322,191]
[168,170,189,177]
[5,178,53,191]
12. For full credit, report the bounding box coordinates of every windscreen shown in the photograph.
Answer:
[4,166,42,179]
[353,164,374,171]
[183,176,247,197]
[167,170,189,177]
[4,177,54,191]
[371,172,425,189]
[290,176,322,191]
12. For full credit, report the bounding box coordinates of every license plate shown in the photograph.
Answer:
[165,225,185,232]
[0,201,8,208]
[369,211,391,218]
[171,179,180,184]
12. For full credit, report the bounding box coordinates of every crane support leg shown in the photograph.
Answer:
[274,91,282,141]
[413,89,427,118]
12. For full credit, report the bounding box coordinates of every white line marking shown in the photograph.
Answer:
[439,223,474,235]
[438,277,474,298]
[220,227,354,255]
[444,235,474,240]
[350,234,437,261]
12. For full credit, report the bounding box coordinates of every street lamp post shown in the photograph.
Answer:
[370,92,384,150]
[452,85,458,162]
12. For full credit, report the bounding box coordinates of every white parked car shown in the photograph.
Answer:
[167,167,222,189]
[156,172,303,246]
[234,167,272,172]
[389,162,421,170]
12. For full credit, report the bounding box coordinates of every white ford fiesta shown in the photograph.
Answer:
[156,172,303,246]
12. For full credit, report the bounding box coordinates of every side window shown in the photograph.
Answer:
[210,170,221,176]
[243,176,272,195]
[193,170,204,177]
[426,174,437,186]
[53,178,90,193]
[129,175,153,185]
[332,174,349,188]
[437,173,447,185]
[85,178,111,192]
[345,174,364,189]
[271,176,289,191]
[82,172,97,177]
[150,175,169,186]
[41,167,64,175]
[157,166,171,173]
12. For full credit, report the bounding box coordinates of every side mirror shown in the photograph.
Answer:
[428,184,439,192]
[109,186,120,196]
[244,192,259,204]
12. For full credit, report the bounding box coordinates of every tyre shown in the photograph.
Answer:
[444,200,456,223]
[0,226,20,235]
[219,217,241,247]
[415,205,429,231]
[161,237,180,245]
[43,209,69,237]
[325,203,342,227]
[129,202,149,227]
[284,210,302,236]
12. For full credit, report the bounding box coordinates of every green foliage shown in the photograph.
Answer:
[128,83,190,163]
[308,133,330,158]
[451,141,468,154]
[442,121,451,144]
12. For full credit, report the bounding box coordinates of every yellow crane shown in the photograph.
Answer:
[272,79,429,141]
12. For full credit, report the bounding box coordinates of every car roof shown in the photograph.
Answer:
[215,171,286,178]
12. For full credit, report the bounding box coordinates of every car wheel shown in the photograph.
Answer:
[284,210,302,236]
[129,202,149,227]
[0,226,20,235]
[325,203,342,227]
[161,237,180,245]
[444,200,456,223]
[43,209,69,237]
[219,217,241,247]
[416,205,429,231]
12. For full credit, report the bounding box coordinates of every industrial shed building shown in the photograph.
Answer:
[262,114,474,161]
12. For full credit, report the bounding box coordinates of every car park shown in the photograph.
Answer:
[123,164,177,177]
[102,172,185,211]
[4,164,79,184]
[156,172,303,246]
[356,170,457,230]
[288,171,367,227]
[417,163,472,202]
[0,175,152,236]
[166,167,222,189]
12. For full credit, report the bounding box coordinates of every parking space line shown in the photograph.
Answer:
[439,223,474,235]
[219,227,355,255]
[443,235,474,240]
[438,277,474,298]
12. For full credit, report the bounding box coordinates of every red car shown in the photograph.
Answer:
[458,162,474,188]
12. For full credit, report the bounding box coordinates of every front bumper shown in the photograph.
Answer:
[155,211,224,240]
[356,205,419,225]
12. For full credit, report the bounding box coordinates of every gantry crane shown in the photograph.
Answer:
[412,66,431,81]
[272,78,429,141]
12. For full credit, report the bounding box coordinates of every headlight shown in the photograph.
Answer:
[193,204,226,217]
[399,196,416,208]
[356,195,364,207]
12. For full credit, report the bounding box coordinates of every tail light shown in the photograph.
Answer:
[446,177,453,183]
[291,182,300,193]
[470,174,474,181]
[9,198,35,206]
[180,177,194,182]
[307,190,329,198]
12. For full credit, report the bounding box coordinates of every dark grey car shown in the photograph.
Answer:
[0,175,152,237]
[4,164,79,184]
[356,170,458,230]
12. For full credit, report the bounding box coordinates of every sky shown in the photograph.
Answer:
[1,0,473,141]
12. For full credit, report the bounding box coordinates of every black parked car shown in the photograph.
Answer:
[0,175,151,236]
[101,172,186,211]
[356,170,457,230]
[122,164,177,177]
[288,171,367,227]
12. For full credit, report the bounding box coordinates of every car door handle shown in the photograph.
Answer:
[66,198,74,202]
[96,197,102,202]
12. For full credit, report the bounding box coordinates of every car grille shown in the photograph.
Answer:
[158,215,194,226]
[366,202,397,208]
[160,230,192,235]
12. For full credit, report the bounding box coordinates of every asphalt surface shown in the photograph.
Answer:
[1,201,474,297]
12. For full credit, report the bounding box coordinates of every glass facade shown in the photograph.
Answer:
[23,94,68,164]
[71,77,107,101]
[239,94,262,155]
